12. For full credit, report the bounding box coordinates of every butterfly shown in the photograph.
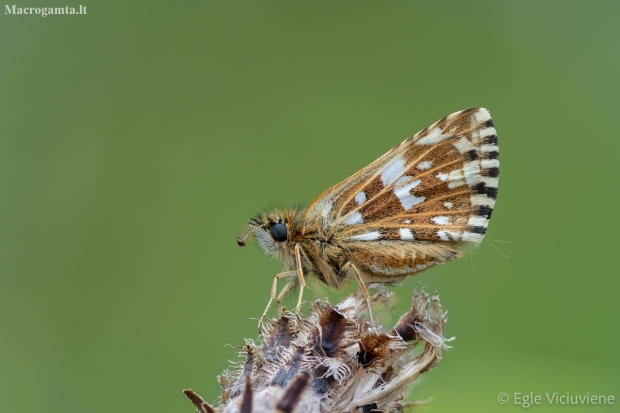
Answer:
[237,108,499,329]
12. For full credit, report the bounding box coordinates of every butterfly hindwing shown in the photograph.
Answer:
[303,108,499,280]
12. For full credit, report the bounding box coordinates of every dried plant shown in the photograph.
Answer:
[184,286,451,413]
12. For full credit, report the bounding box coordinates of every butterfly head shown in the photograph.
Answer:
[237,212,290,255]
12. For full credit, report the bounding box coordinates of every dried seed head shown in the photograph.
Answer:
[185,287,450,413]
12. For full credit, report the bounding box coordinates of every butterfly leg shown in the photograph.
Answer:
[259,270,297,332]
[276,279,296,305]
[293,244,310,313]
[343,262,374,324]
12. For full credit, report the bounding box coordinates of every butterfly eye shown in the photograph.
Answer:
[269,222,287,242]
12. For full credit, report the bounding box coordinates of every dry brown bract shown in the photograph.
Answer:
[184,287,450,413]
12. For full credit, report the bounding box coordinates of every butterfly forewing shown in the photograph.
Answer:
[304,108,498,281]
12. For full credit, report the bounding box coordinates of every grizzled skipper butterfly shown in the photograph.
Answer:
[237,108,499,329]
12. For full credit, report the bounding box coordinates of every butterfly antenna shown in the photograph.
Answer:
[237,223,269,246]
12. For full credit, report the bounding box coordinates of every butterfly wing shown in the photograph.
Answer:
[304,108,499,281]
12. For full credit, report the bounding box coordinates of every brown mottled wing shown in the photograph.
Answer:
[304,108,499,281]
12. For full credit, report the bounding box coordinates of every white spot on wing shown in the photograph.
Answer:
[350,231,380,241]
[394,176,411,186]
[443,202,453,209]
[344,211,364,226]
[417,160,433,170]
[399,228,414,240]
[461,232,483,243]
[472,194,495,206]
[463,161,481,184]
[474,108,491,124]
[431,216,451,225]
[381,154,406,186]
[354,191,367,205]
[484,177,499,187]
[394,179,425,210]
[436,172,448,181]
[405,219,411,224]
[454,137,475,154]
[479,127,497,138]
[480,144,498,153]
[448,169,464,180]
[468,217,488,227]
[481,159,500,169]
[437,230,461,241]
[437,230,450,241]
[417,127,447,145]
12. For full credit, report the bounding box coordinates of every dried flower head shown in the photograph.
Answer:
[185,286,450,413]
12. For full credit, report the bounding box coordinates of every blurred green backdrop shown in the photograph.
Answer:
[1,1,619,412]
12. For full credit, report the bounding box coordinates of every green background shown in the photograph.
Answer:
[1,2,618,412]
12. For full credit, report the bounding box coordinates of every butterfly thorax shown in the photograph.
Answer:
[251,207,349,289]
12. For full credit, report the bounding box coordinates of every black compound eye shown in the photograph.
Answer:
[269,222,287,242]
